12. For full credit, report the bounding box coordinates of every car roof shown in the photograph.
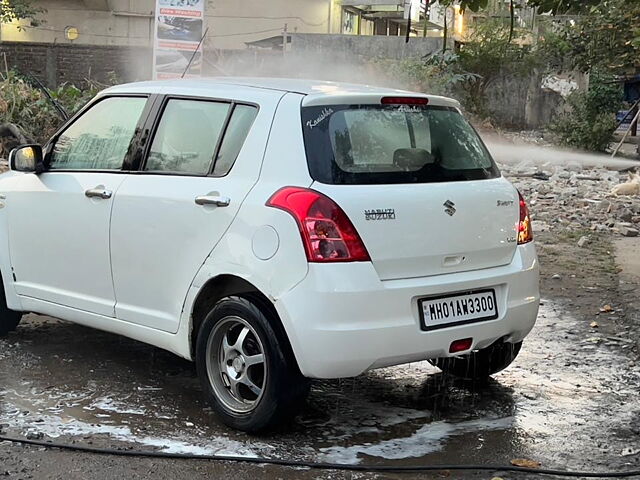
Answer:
[102,77,460,108]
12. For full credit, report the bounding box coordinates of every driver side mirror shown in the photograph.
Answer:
[8,144,44,173]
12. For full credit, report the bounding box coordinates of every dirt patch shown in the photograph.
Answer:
[538,231,621,333]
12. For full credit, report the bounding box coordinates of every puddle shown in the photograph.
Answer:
[1,302,639,470]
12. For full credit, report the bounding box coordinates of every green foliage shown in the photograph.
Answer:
[0,71,112,154]
[549,73,623,152]
[527,0,600,14]
[438,0,489,12]
[374,20,544,118]
[455,20,542,115]
[0,0,44,26]
[545,0,640,74]
[373,52,479,98]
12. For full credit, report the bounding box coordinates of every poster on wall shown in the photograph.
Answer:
[153,0,205,79]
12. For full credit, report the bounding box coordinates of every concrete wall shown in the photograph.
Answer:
[484,72,585,129]
[289,33,443,61]
[0,41,151,87]
[0,37,570,130]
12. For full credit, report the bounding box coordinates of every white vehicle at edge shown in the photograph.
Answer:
[0,78,539,432]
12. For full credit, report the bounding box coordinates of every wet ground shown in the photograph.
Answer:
[1,232,640,479]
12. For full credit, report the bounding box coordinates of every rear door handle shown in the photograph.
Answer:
[85,187,113,200]
[195,195,231,207]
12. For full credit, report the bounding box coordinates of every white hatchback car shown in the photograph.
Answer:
[1,78,539,432]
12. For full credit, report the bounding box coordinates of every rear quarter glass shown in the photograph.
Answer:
[301,104,500,185]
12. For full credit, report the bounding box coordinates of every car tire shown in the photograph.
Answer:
[429,340,522,380]
[0,277,22,337]
[195,295,310,433]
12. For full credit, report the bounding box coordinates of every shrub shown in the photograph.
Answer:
[549,73,623,152]
[373,52,479,98]
[0,71,113,156]
[455,20,543,116]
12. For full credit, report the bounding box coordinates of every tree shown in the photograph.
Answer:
[438,0,489,53]
[455,19,541,114]
[549,72,623,152]
[549,0,640,74]
[527,0,600,14]
[440,0,490,11]
[0,0,43,26]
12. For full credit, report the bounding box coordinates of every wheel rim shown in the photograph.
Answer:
[205,316,267,414]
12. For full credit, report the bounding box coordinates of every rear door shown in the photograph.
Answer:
[109,94,274,333]
[301,102,520,281]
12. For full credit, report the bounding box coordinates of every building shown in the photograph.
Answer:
[1,0,439,50]
[426,0,537,43]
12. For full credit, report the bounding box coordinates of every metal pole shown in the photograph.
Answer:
[405,5,411,43]
[423,1,429,37]
[615,97,640,130]
[442,7,448,53]
[282,23,288,58]
[611,107,640,158]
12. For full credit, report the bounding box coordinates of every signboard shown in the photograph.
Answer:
[153,0,205,80]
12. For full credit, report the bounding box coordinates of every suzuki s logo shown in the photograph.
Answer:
[443,200,456,216]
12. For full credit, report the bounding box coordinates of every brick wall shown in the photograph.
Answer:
[0,42,152,88]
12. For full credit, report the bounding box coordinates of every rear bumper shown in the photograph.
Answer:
[275,243,540,379]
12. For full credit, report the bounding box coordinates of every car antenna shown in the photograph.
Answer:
[181,27,209,79]
[26,73,70,121]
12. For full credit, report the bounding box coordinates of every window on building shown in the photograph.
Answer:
[342,8,360,35]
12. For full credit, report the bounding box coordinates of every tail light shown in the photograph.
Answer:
[518,191,533,245]
[267,187,370,262]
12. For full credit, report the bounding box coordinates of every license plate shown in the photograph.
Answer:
[418,289,498,331]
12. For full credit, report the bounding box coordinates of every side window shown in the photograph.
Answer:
[50,97,147,170]
[212,104,258,177]
[145,99,229,175]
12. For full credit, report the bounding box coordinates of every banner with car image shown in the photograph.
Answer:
[153,0,204,79]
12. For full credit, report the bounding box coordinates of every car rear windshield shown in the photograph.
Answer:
[301,104,500,184]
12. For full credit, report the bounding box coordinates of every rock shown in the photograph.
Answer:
[552,274,562,280]
[511,458,542,468]
[577,235,590,248]
[615,222,634,229]
[619,226,639,237]
[532,220,550,232]
[619,209,634,222]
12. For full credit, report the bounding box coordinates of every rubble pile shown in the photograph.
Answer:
[501,162,640,238]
